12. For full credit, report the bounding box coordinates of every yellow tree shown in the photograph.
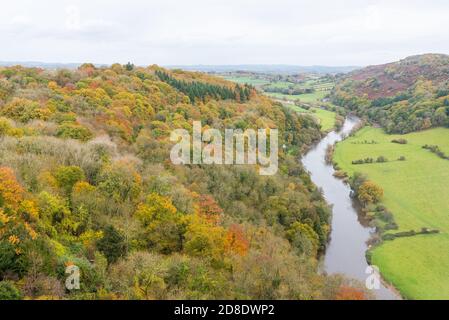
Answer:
[358,181,384,205]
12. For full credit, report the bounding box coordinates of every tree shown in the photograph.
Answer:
[0,167,24,210]
[358,181,384,205]
[135,193,184,253]
[125,62,135,71]
[286,222,320,256]
[54,166,85,196]
[98,161,142,204]
[183,214,226,261]
[37,192,87,236]
[335,286,366,300]
[197,194,223,224]
[224,224,249,256]
[97,225,127,264]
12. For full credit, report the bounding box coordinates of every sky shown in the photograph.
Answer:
[1,0,448,67]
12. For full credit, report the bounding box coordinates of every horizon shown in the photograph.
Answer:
[1,52,447,69]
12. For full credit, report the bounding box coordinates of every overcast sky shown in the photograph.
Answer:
[1,0,448,66]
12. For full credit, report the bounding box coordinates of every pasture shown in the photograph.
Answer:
[334,127,449,299]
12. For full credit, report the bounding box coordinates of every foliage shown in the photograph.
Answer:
[135,193,184,254]
[332,54,449,134]
[156,70,253,103]
[0,281,22,300]
[56,123,93,141]
[357,181,384,205]
[0,64,351,300]
[96,225,127,264]
[54,166,85,195]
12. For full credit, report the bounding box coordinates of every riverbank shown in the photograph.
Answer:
[333,126,449,299]
[301,117,399,300]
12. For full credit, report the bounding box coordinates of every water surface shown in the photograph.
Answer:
[301,117,399,300]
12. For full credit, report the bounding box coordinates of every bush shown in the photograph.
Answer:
[0,281,22,300]
[391,139,408,145]
[376,156,388,163]
[352,158,374,165]
[56,123,93,142]
[422,144,449,160]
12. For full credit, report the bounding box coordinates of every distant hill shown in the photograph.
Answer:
[166,64,360,75]
[0,61,107,69]
[332,54,449,133]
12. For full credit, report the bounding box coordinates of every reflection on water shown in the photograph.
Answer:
[301,116,399,300]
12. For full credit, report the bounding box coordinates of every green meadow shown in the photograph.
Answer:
[284,103,336,132]
[334,127,449,299]
[222,76,270,86]
[221,74,333,103]
[265,90,327,103]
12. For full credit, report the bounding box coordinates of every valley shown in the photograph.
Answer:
[220,72,340,132]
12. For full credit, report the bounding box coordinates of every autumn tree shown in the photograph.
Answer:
[358,181,384,205]
[135,193,184,254]
[197,194,223,225]
[224,224,249,256]
[54,166,85,196]
[335,286,366,300]
[0,167,24,210]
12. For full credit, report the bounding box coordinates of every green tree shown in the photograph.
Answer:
[54,166,85,195]
[97,225,127,264]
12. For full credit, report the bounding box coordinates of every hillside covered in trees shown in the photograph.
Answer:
[0,64,366,300]
[332,54,449,133]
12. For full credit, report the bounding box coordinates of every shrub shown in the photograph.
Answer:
[0,281,22,300]
[56,123,93,141]
[376,156,388,163]
[391,139,408,145]
[422,144,449,160]
[2,98,50,123]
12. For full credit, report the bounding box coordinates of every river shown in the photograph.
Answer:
[301,116,399,300]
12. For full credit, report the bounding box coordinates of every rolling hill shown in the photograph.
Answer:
[332,54,449,133]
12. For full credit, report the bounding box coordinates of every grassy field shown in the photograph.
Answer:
[221,74,333,103]
[222,76,270,86]
[334,127,449,299]
[284,103,336,132]
[265,90,327,103]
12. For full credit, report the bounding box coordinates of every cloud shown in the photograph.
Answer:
[0,0,448,65]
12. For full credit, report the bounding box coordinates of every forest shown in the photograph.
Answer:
[332,54,449,133]
[0,63,367,300]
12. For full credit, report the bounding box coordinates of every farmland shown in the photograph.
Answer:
[333,126,449,299]
[284,103,337,132]
[222,72,337,131]
[220,72,335,104]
